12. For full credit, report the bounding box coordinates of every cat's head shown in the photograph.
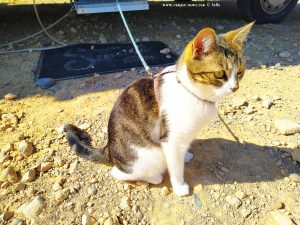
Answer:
[181,22,254,101]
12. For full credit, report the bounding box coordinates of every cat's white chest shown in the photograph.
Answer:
[160,72,217,142]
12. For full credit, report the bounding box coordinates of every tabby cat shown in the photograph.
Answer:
[60,22,254,196]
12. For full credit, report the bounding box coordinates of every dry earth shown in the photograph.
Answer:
[1,1,300,225]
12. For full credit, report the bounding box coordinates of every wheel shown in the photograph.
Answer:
[237,0,298,24]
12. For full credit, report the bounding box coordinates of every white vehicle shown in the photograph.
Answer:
[74,0,298,24]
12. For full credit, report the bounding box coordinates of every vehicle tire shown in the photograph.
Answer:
[237,0,298,24]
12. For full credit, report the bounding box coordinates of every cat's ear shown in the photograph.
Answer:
[192,28,217,58]
[223,22,255,49]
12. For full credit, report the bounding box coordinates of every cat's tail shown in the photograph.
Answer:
[58,124,111,163]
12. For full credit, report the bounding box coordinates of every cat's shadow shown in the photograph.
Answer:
[152,138,299,194]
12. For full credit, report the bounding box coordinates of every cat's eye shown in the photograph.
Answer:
[215,71,225,79]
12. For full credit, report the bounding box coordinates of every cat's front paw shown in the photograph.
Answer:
[173,182,189,196]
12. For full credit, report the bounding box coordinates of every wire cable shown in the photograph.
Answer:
[115,0,152,76]
[33,0,66,46]
[0,5,74,48]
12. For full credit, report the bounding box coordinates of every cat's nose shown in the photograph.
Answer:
[230,86,239,92]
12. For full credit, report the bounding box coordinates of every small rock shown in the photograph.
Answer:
[160,186,170,196]
[87,186,97,196]
[276,159,283,166]
[216,25,224,31]
[160,48,171,54]
[40,162,53,172]
[225,195,242,208]
[233,97,248,109]
[8,218,24,225]
[262,211,294,225]
[54,189,70,203]
[70,27,77,34]
[78,123,91,130]
[240,207,251,218]
[52,181,62,191]
[104,216,120,225]
[275,119,300,135]
[21,169,36,183]
[176,34,181,39]
[0,211,14,222]
[1,143,14,153]
[262,99,273,109]
[21,196,46,219]
[273,201,284,209]
[289,173,300,183]
[141,37,150,42]
[291,149,300,162]
[4,93,17,100]
[0,166,18,183]
[252,95,261,101]
[14,182,26,192]
[235,190,247,200]
[119,196,130,210]
[1,114,18,125]
[82,214,96,225]
[18,140,34,157]
[279,51,291,58]
[69,160,79,173]
[35,78,56,89]
[274,63,282,70]
[244,105,255,115]
[99,34,107,43]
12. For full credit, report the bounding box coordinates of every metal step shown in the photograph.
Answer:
[74,0,149,14]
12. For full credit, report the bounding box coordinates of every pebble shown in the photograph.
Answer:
[279,51,291,58]
[0,211,14,222]
[240,207,251,218]
[141,37,150,42]
[21,196,46,219]
[1,143,14,153]
[244,105,255,115]
[14,182,26,192]
[262,211,294,225]
[274,63,282,70]
[4,93,17,100]
[52,181,62,191]
[160,48,171,54]
[176,34,181,39]
[216,25,224,31]
[262,99,273,109]
[291,149,300,162]
[119,196,130,210]
[233,97,248,109]
[7,218,24,225]
[79,123,91,130]
[0,166,18,183]
[70,27,78,34]
[99,34,107,43]
[275,119,300,135]
[69,160,79,173]
[160,186,170,196]
[289,173,300,183]
[87,186,97,196]
[35,78,56,89]
[40,162,53,172]
[225,195,242,208]
[273,201,284,209]
[18,140,34,157]
[54,189,70,203]
[2,114,19,125]
[235,190,247,200]
[252,95,261,101]
[104,216,120,225]
[82,214,96,225]
[21,169,36,183]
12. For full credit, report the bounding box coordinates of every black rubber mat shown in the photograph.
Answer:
[35,42,177,80]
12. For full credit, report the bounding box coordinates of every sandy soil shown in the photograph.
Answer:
[0,2,300,225]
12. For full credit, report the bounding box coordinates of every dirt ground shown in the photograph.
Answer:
[0,1,300,225]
